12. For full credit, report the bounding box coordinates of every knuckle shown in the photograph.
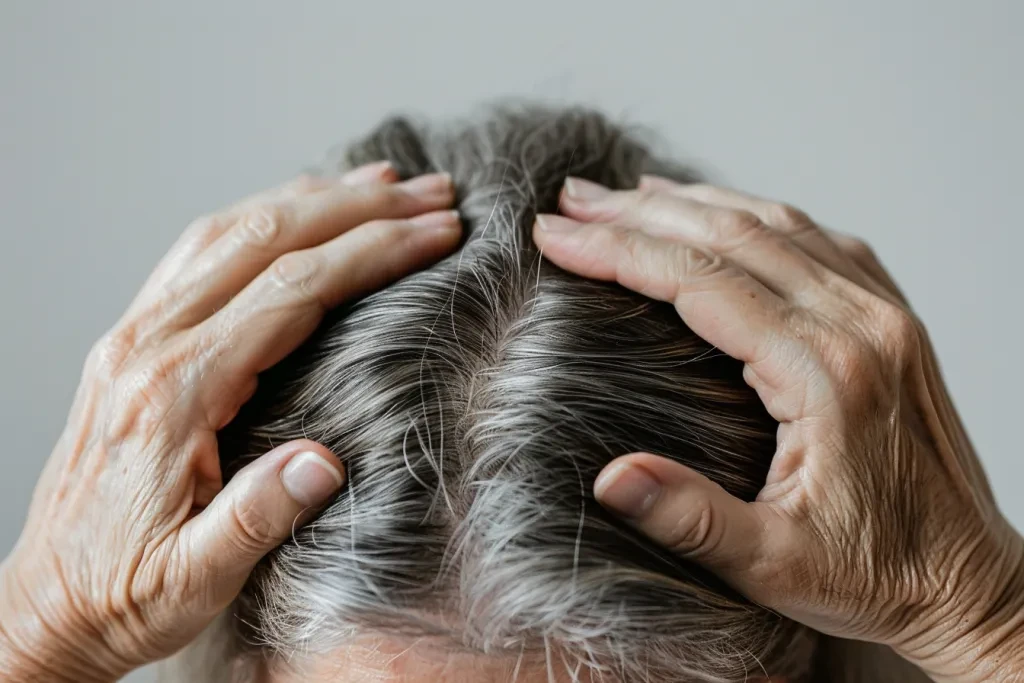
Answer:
[611,227,662,296]
[846,236,878,262]
[234,204,284,248]
[710,208,766,242]
[285,173,328,196]
[87,327,137,379]
[615,223,644,256]
[229,495,280,552]
[679,182,716,202]
[105,352,190,439]
[350,220,420,266]
[268,251,320,295]
[728,209,767,234]
[680,245,723,278]
[875,301,921,360]
[632,186,670,214]
[666,497,717,557]
[182,213,224,249]
[767,202,813,233]
[121,355,184,403]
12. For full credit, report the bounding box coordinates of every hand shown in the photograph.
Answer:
[533,176,1024,683]
[0,163,461,682]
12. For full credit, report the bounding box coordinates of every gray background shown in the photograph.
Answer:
[1,2,1021,681]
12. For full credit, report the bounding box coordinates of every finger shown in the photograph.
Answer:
[179,440,344,611]
[594,452,787,602]
[533,214,794,366]
[639,175,885,295]
[824,228,908,304]
[194,210,462,424]
[229,162,394,207]
[220,162,400,213]
[218,163,401,231]
[231,164,387,211]
[559,178,827,303]
[153,172,455,332]
[338,160,400,187]
[535,215,826,421]
[131,162,400,312]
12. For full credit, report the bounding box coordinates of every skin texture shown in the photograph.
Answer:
[266,637,609,683]
[263,638,782,683]
[534,176,1024,683]
[0,162,462,682]
[0,166,1020,682]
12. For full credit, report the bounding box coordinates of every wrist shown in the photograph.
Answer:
[0,558,121,683]
[895,522,1024,683]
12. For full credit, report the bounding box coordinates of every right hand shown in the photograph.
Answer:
[0,162,461,682]
[534,176,1024,683]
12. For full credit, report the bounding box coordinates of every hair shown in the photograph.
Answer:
[186,104,826,683]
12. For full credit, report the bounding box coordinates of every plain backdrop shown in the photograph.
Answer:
[1,2,1021,681]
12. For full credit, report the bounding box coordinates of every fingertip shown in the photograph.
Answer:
[595,453,649,493]
[558,181,620,221]
[280,449,344,508]
[341,160,397,186]
[273,439,345,486]
[404,210,463,260]
[533,215,622,285]
[615,451,707,485]
[595,452,711,512]
[179,439,346,603]
[594,454,665,519]
[563,176,611,202]
[596,456,779,584]
[409,209,462,231]
[397,172,454,204]
[534,213,582,235]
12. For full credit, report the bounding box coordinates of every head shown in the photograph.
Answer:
[203,104,819,682]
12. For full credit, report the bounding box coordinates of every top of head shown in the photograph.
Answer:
[216,104,818,683]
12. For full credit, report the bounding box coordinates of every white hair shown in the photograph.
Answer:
[170,104,822,683]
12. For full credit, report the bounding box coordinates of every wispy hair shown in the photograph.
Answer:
[180,104,820,683]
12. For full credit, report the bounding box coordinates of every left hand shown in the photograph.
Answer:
[532,176,1024,683]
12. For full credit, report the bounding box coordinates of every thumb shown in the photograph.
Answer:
[181,439,345,607]
[594,452,779,594]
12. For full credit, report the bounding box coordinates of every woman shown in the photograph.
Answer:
[1,106,1021,682]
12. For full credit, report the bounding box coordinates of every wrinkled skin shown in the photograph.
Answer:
[1,165,1021,683]
[535,176,1024,683]
[0,163,461,682]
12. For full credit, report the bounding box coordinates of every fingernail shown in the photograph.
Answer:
[399,172,453,198]
[281,451,344,507]
[594,463,661,518]
[564,177,611,201]
[410,210,461,229]
[341,160,394,185]
[535,214,580,232]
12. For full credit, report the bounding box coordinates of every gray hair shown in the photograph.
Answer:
[191,104,821,682]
